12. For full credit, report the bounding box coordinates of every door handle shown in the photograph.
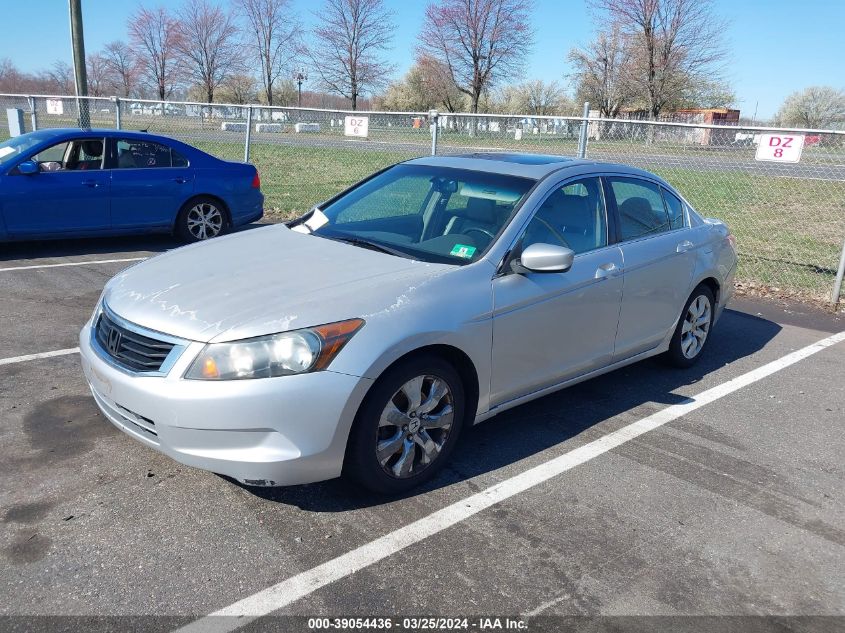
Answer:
[173,177,189,184]
[676,240,694,253]
[81,179,99,188]
[595,262,619,280]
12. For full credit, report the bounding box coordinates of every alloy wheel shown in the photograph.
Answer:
[681,294,712,359]
[376,375,455,479]
[186,202,224,240]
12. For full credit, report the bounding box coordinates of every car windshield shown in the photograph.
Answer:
[299,164,535,265]
[0,130,58,163]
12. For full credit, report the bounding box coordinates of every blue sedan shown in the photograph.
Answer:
[0,128,263,242]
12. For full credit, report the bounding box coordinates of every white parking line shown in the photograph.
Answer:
[175,329,845,633]
[0,257,147,272]
[0,347,80,366]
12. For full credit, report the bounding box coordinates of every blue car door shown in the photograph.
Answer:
[3,137,110,236]
[108,138,194,229]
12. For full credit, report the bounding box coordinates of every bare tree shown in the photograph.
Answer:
[590,0,727,119]
[776,86,845,128]
[220,74,259,104]
[0,59,26,93]
[678,77,735,110]
[494,80,570,115]
[418,54,465,112]
[86,53,110,96]
[46,61,75,94]
[102,41,139,97]
[129,6,183,100]
[380,58,467,112]
[418,0,533,117]
[309,0,395,110]
[237,0,300,106]
[568,25,635,118]
[176,0,243,103]
[521,80,570,116]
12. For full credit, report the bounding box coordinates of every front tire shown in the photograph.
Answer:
[345,355,465,494]
[665,284,715,368]
[176,196,227,242]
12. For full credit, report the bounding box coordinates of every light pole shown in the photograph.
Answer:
[294,68,308,107]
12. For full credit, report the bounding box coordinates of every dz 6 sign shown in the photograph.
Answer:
[344,116,369,138]
[755,133,805,163]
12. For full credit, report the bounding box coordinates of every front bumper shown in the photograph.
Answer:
[79,321,372,486]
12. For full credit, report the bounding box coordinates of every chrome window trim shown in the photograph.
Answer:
[89,302,190,377]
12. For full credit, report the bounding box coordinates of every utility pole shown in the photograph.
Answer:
[69,0,89,127]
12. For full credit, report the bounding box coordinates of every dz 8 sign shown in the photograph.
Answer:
[755,133,805,163]
[344,115,369,138]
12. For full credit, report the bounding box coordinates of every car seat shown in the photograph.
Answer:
[618,196,662,238]
[444,197,498,239]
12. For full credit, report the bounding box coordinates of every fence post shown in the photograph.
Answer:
[429,109,439,156]
[832,235,845,309]
[112,96,121,129]
[27,96,37,131]
[244,106,253,163]
[577,101,590,158]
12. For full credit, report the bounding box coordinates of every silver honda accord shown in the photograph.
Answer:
[80,153,737,493]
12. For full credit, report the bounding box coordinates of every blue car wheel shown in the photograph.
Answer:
[177,196,227,242]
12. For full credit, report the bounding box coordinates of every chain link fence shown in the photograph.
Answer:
[2,93,844,306]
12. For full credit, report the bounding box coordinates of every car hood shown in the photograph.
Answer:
[103,224,453,343]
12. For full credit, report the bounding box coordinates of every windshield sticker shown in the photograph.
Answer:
[450,244,477,259]
[0,147,15,158]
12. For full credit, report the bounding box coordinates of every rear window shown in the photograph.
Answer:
[661,188,686,230]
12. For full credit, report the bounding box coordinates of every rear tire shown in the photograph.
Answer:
[176,196,227,243]
[665,284,715,368]
[345,355,465,494]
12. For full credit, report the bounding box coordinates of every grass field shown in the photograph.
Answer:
[192,140,845,299]
[2,114,843,301]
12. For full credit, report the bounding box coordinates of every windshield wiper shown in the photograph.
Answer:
[325,235,413,259]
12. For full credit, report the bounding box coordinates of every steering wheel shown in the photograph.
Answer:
[464,227,496,241]
[532,217,571,248]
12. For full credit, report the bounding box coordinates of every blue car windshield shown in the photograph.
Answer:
[302,164,535,265]
[0,130,57,164]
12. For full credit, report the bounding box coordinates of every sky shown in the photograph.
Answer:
[1,0,843,119]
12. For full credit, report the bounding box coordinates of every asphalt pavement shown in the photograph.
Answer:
[1,234,843,633]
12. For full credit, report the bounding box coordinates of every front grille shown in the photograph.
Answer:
[95,311,175,373]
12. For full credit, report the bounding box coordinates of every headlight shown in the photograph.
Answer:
[184,318,364,380]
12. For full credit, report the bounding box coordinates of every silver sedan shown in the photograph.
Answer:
[80,153,737,493]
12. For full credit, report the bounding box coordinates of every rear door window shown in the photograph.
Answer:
[115,139,179,168]
[608,177,671,241]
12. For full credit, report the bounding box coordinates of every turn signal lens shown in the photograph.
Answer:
[312,318,366,370]
[201,357,219,379]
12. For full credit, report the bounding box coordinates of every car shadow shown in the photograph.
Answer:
[0,222,266,262]
[227,307,782,511]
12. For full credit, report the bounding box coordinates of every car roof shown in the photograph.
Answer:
[29,128,176,142]
[406,152,662,182]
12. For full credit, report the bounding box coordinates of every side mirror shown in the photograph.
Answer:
[17,160,39,175]
[512,243,575,274]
